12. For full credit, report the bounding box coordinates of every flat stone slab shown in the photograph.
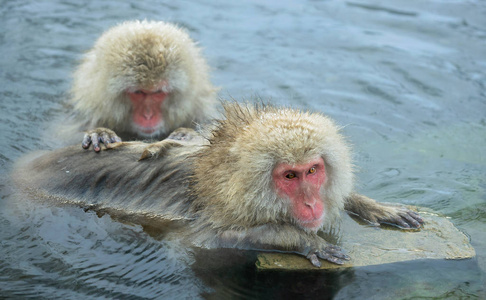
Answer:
[256,207,475,270]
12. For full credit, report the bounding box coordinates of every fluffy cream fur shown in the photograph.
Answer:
[193,103,354,232]
[71,20,217,137]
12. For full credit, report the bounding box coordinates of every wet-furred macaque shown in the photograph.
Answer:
[65,20,217,150]
[14,103,423,267]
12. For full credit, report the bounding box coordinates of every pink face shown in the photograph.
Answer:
[272,157,327,231]
[127,85,169,135]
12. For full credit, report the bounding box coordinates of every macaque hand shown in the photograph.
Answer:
[167,128,198,141]
[82,127,122,152]
[139,140,183,160]
[374,204,424,229]
[305,243,350,267]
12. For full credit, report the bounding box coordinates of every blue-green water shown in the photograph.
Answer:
[1,0,485,298]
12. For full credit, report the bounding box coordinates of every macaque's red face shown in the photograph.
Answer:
[127,84,169,135]
[272,157,327,231]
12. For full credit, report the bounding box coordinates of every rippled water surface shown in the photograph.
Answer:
[1,0,485,299]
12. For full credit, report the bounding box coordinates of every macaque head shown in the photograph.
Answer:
[72,20,216,138]
[194,103,354,232]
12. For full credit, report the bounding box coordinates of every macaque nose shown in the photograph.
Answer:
[304,199,317,209]
[143,107,154,120]
[143,98,155,119]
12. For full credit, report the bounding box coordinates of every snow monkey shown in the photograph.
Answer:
[14,103,423,267]
[66,20,217,151]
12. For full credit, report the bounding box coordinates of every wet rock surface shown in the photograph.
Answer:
[257,207,475,270]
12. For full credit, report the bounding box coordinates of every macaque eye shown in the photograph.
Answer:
[285,172,296,179]
[309,167,316,174]
[134,90,145,95]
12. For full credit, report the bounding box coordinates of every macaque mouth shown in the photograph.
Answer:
[133,123,164,137]
[140,127,157,134]
[299,215,325,230]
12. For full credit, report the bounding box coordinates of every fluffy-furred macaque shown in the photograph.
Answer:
[65,20,217,150]
[14,103,423,267]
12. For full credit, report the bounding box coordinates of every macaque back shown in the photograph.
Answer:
[13,139,200,222]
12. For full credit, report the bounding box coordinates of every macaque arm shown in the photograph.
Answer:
[197,224,349,267]
[345,193,424,229]
[82,127,122,152]
[85,127,203,158]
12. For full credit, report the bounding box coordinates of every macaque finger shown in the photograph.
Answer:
[82,128,121,152]
[321,245,350,260]
[315,249,347,265]
[81,133,92,149]
[408,211,425,225]
[304,245,349,267]
[111,135,122,143]
[306,253,322,268]
[90,132,101,152]
[395,218,411,229]
[385,208,425,229]
[167,129,194,141]
[401,211,424,228]
[379,212,411,229]
[328,247,350,261]
[100,132,112,146]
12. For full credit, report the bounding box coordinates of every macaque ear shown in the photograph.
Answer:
[139,140,183,161]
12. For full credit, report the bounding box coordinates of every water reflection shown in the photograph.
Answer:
[0,195,203,298]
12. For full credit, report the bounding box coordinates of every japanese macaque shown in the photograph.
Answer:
[65,20,217,150]
[14,103,423,267]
